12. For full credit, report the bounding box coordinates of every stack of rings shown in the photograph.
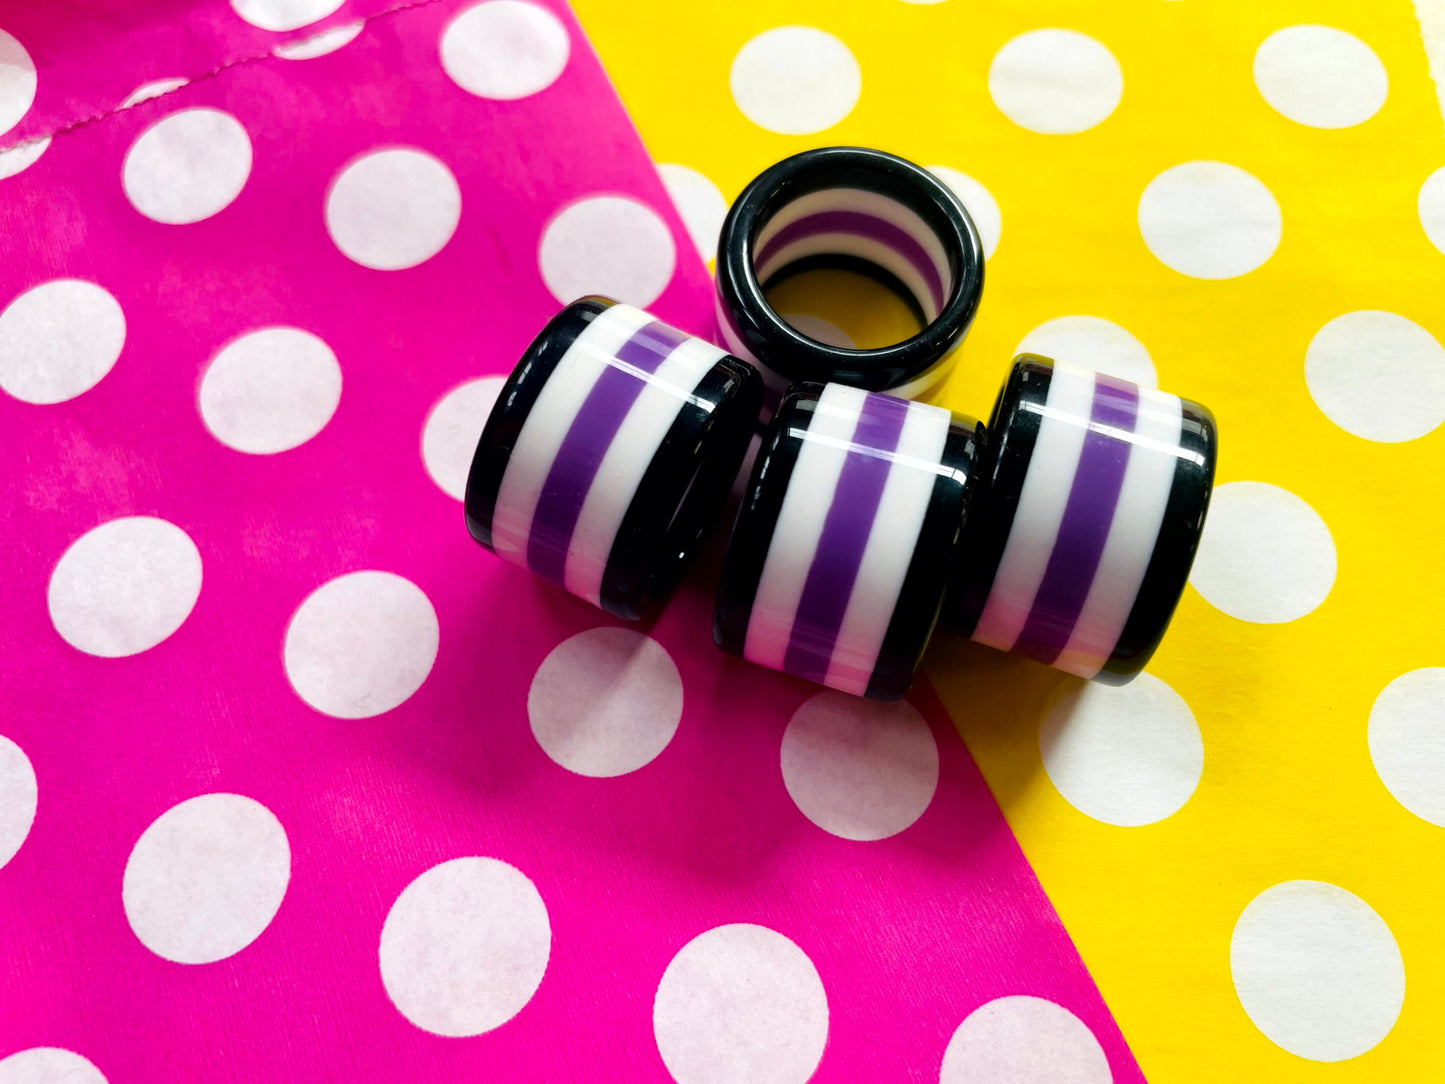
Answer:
[463,147,1217,701]
[715,147,984,405]
[465,297,761,621]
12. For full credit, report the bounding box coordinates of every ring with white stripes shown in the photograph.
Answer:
[715,382,980,700]
[715,147,985,406]
[946,356,1217,682]
[466,297,763,621]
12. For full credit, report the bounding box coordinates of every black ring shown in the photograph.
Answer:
[715,381,980,700]
[716,146,985,397]
[944,355,1217,682]
[466,297,763,621]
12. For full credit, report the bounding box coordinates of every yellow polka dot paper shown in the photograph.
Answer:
[575,0,1445,1077]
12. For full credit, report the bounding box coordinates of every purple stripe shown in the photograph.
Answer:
[526,320,689,585]
[754,210,945,312]
[780,392,911,684]
[1011,374,1140,665]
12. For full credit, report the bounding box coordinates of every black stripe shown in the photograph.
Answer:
[464,297,610,552]
[940,356,1053,635]
[1096,397,1217,683]
[761,253,930,329]
[713,384,822,655]
[600,354,762,621]
[867,413,981,700]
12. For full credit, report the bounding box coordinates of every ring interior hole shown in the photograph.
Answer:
[753,185,956,350]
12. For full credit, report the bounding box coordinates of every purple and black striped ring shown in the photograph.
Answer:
[715,382,980,700]
[716,147,984,407]
[466,297,762,621]
[945,356,1217,682]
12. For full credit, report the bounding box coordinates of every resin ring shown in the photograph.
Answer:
[715,382,980,700]
[945,357,1217,682]
[715,146,984,402]
[466,297,762,621]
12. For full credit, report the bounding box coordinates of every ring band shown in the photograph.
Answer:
[715,146,984,402]
[945,356,1217,682]
[715,382,980,700]
[466,297,762,621]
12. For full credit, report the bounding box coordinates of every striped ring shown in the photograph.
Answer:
[716,147,985,405]
[715,382,980,700]
[946,356,1217,681]
[466,297,762,620]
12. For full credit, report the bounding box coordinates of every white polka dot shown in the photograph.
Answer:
[1369,667,1445,825]
[1305,310,1445,443]
[654,923,828,1084]
[657,163,727,262]
[528,627,682,778]
[0,136,47,180]
[988,29,1122,135]
[940,996,1110,1084]
[422,376,505,500]
[1231,880,1404,1061]
[122,108,252,225]
[780,690,938,841]
[926,166,1001,260]
[380,856,550,1036]
[200,327,342,454]
[284,570,439,718]
[0,736,37,871]
[325,148,461,271]
[48,517,202,658]
[780,313,856,349]
[538,195,676,308]
[0,1048,107,1084]
[123,793,290,964]
[1253,25,1387,129]
[120,77,189,108]
[729,26,861,136]
[0,29,37,137]
[1189,481,1336,624]
[1039,673,1202,827]
[230,0,343,32]
[1138,161,1282,279]
[0,279,125,404]
[1421,167,1445,256]
[1016,315,1155,387]
[274,19,363,59]
[441,1,570,100]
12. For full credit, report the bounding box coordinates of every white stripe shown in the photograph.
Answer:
[886,351,956,401]
[490,303,653,565]
[1053,388,1183,678]
[564,336,726,606]
[757,232,941,322]
[1416,0,1445,134]
[971,362,1097,652]
[754,187,952,295]
[744,383,869,671]
[824,400,952,696]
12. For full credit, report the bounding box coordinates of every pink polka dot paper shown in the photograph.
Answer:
[0,0,399,154]
[0,2,1143,1080]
